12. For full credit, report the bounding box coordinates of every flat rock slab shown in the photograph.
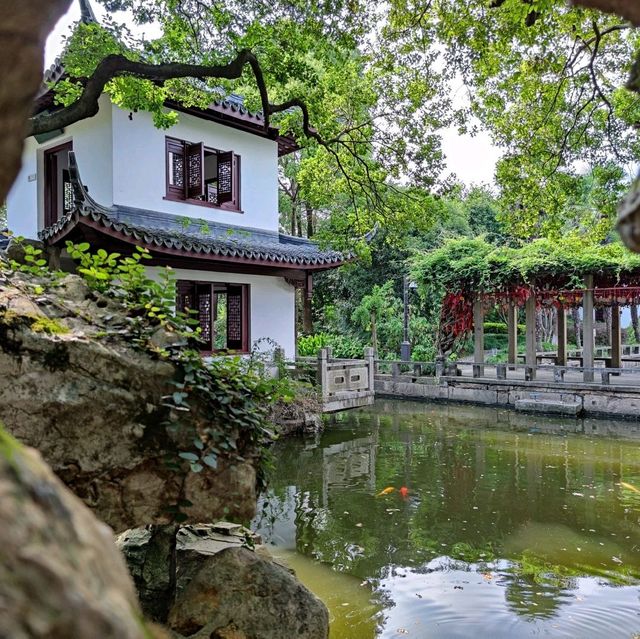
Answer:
[117,523,327,638]
[168,546,329,639]
[515,399,581,416]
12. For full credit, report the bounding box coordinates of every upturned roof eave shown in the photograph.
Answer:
[38,152,349,272]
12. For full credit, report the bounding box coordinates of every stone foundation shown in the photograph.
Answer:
[375,375,640,419]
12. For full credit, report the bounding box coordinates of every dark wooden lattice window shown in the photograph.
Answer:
[217,151,234,204]
[166,137,240,210]
[197,284,213,348]
[177,280,249,352]
[186,142,205,199]
[226,285,245,350]
[166,138,186,199]
[176,281,213,350]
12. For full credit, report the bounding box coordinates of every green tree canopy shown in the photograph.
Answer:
[28,0,640,246]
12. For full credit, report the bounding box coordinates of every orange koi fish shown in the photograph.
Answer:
[620,481,640,494]
[377,487,395,497]
[399,486,409,498]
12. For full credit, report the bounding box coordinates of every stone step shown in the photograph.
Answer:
[515,398,581,416]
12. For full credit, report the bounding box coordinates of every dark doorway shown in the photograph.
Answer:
[44,141,73,227]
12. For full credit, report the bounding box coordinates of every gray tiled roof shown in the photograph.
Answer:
[38,153,349,268]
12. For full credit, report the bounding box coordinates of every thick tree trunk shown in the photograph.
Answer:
[570,0,640,26]
[536,308,555,348]
[290,206,297,236]
[0,0,72,202]
[296,208,303,237]
[631,303,640,342]
[305,203,314,238]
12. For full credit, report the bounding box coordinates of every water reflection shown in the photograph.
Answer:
[254,400,640,638]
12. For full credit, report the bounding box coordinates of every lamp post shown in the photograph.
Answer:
[401,276,418,361]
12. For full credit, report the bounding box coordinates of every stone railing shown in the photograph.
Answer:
[289,348,376,412]
[448,361,640,386]
[316,348,375,412]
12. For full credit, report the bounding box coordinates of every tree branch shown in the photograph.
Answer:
[28,47,389,217]
[570,0,640,26]
[28,49,270,136]
[0,0,72,203]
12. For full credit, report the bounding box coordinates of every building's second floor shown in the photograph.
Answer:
[8,94,294,239]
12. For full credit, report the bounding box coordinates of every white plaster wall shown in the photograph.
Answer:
[6,94,114,238]
[7,138,38,237]
[149,266,296,358]
[111,106,279,232]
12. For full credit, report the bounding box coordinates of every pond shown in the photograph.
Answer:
[253,400,640,639]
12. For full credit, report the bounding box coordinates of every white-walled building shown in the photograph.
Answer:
[8,80,345,358]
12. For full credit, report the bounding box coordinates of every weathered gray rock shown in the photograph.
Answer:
[0,270,257,531]
[168,546,329,639]
[2,237,45,265]
[117,523,263,621]
[0,427,167,639]
[270,385,323,436]
[117,523,328,638]
[115,525,179,623]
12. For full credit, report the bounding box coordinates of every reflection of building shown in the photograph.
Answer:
[321,435,378,506]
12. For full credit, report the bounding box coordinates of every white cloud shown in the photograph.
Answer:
[45,4,85,66]
[441,128,502,187]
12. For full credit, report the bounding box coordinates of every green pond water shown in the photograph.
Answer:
[253,400,640,639]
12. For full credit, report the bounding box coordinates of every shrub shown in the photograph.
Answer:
[298,332,366,359]
[297,333,330,356]
[411,342,436,362]
[483,321,527,335]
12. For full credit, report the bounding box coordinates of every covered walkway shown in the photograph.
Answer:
[469,279,640,384]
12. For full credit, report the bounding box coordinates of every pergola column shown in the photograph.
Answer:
[611,303,621,369]
[557,307,567,366]
[583,274,594,382]
[525,292,537,377]
[507,302,518,369]
[473,297,484,377]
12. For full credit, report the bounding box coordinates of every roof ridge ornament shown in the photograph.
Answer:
[79,0,98,24]
[67,151,111,217]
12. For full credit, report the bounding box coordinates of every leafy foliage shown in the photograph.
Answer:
[44,1,639,244]
[412,235,640,298]
[351,281,401,355]
[297,332,366,359]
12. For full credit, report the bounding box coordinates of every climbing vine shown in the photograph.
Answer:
[412,236,640,352]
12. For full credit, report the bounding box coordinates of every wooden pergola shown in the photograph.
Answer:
[471,276,640,382]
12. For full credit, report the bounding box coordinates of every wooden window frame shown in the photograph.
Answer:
[44,141,73,228]
[165,137,241,213]
[176,280,250,354]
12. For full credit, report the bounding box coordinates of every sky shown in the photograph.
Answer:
[45,1,502,187]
